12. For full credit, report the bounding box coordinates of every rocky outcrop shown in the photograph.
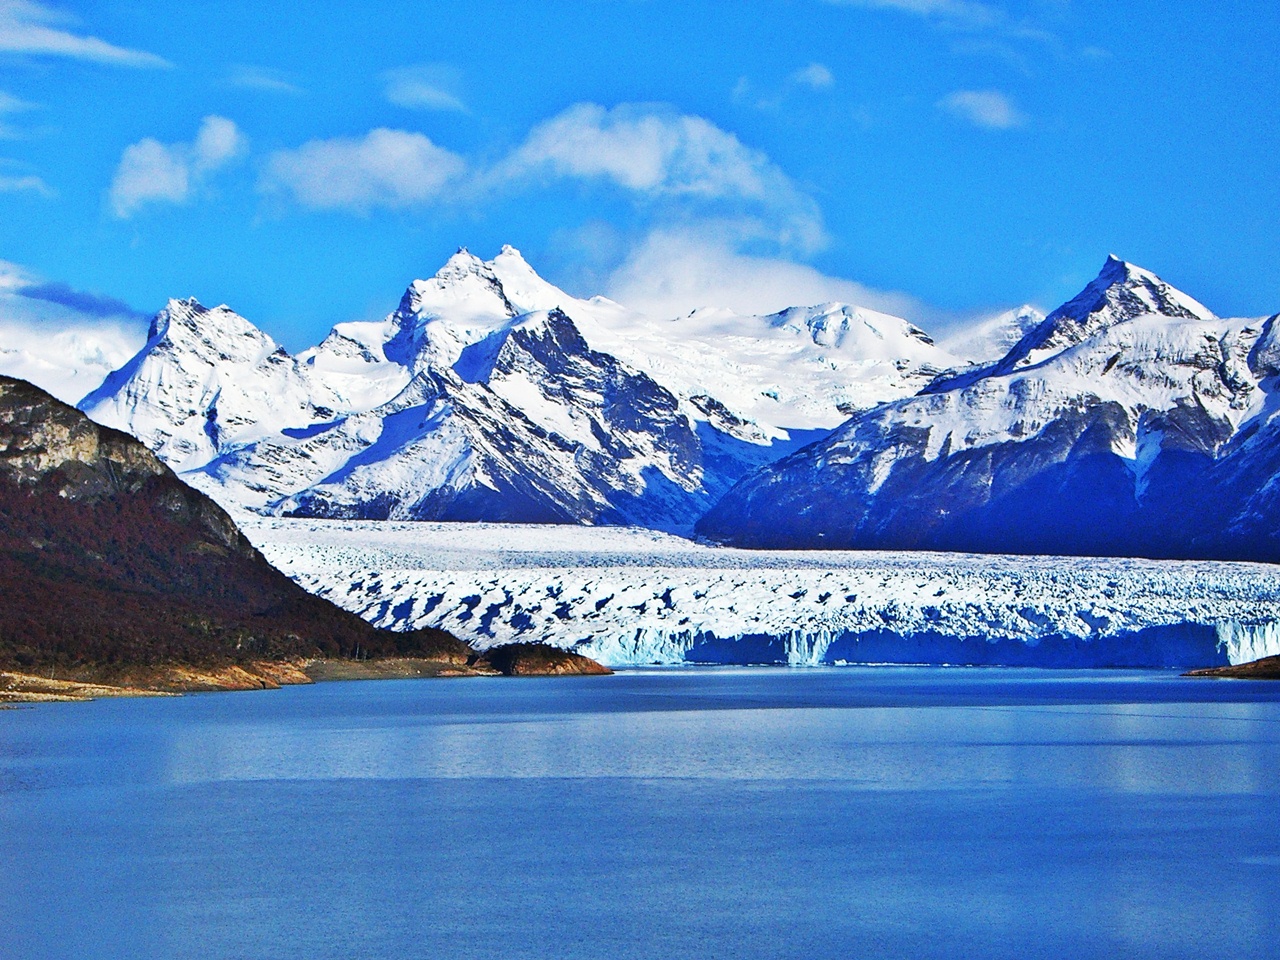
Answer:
[1185,655,1280,679]
[479,643,614,676]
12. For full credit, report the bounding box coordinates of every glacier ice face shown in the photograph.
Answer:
[245,519,1280,669]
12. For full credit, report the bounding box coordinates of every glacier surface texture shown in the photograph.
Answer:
[247,520,1280,669]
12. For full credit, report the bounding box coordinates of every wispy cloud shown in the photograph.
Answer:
[822,0,1067,59]
[109,116,247,218]
[791,62,836,90]
[382,64,467,113]
[226,64,303,95]
[0,89,33,112]
[17,279,143,318]
[0,170,50,194]
[261,128,465,213]
[822,0,1002,29]
[937,89,1025,129]
[0,88,36,138]
[0,0,170,68]
[734,63,837,111]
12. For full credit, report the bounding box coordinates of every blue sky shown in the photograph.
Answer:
[0,0,1277,348]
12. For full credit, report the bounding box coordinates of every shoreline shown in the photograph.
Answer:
[0,649,611,704]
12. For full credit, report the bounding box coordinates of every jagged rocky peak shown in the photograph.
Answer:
[400,247,518,322]
[149,296,284,366]
[402,245,570,322]
[1000,256,1215,372]
[388,246,580,371]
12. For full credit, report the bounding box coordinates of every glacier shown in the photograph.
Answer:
[245,519,1280,669]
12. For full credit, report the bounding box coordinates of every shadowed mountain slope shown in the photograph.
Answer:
[0,374,463,673]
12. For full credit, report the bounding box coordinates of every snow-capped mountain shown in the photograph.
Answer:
[80,298,347,471]
[940,304,1045,364]
[0,265,144,405]
[698,257,1280,560]
[80,246,961,528]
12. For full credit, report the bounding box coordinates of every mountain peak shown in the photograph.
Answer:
[993,256,1215,374]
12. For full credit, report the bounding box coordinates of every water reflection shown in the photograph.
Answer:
[161,691,1280,798]
[3,669,1279,960]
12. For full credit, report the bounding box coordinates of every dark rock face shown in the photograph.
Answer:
[0,375,460,673]
[479,642,613,676]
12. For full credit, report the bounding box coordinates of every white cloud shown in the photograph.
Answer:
[937,89,1025,129]
[109,115,247,218]
[792,62,835,90]
[0,259,146,404]
[0,0,170,67]
[0,88,36,138]
[501,103,824,252]
[226,65,302,95]
[0,171,51,194]
[383,64,467,112]
[191,115,244,171]
[261,128,465,213]
[822,0,1001,28]
[606,226,927,320]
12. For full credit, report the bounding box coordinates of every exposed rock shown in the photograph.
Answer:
[479,643,613,677]
[1184,655,1280,679]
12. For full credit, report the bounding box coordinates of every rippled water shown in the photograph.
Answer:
[2,669,1279,959]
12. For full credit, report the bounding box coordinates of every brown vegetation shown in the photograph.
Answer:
[1184,655,1280,679]
[0,375,462,675]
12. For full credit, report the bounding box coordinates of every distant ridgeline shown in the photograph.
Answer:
[14,247,1280,561]
[0,375,464,674]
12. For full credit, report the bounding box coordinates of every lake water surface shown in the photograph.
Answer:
[3,668,1279,960]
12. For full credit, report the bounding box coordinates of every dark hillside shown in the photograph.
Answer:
[0,375,464,673]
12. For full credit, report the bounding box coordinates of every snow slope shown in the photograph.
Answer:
[246,518,1280,669]
[82,246,962,527]
[0,268,144,405]
[699,257,1280,560]
[940,305,1045,364]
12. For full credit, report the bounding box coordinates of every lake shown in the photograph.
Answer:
[2,668,1279,960]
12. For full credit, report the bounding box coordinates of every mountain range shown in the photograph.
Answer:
[4,247,1278,562]
[699,257,1280,560]
[74,246,967,530]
